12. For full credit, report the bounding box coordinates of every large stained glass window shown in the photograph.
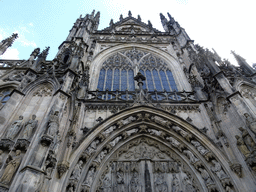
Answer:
[97,48,178,92]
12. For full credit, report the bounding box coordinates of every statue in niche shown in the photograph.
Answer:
[101,176,112,192]
[166,137,182,148]
[199,168,213,184]
[50,132,62,155]
[102,125,116,137]
[118,116,136,127]
[0,150,22,185]
[235,135,251,158]
[84,167,95,187]
[6,116,24,140]
[22,114,38,140]
[109,136,122,147]
[211,160,228,180]
[47,111,59,137]
[151,116,170,127]
[130,172,140,192]
[125,128,138,137]
[94,150,107,164]
[154,173,168,192]
[172,174,180,192]
[239,127,256,151]
[183,150,199,163]
[115,171,125,192]
[86,140,99,155]
[70,160,83,180]
[191,140,209,155]
[183,176,196,192]
[244,113,256,134]
[148,129,164,137]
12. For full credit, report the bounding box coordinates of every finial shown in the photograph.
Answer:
[39,46,50,58]
[128,10,132,17]
[148,20,152,29]
[167,12,175,24]
[94,11,100,19]
[91,10,95,17]
[137,15,141,22]
[109,19,114,26]
[119,14,123,21]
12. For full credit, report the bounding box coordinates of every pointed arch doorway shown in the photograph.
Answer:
[64,106,238,192]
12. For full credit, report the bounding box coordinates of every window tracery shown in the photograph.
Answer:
[97,48,177,92]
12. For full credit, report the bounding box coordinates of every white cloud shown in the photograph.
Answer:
[0,48,19,60]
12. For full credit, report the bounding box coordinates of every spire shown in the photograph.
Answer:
[94,11,100,20]
[167,12,175,24]
[0,33,18,56]
[231,51,255,75]
[128,10,132,17]
[90,10,95,18]
[38,47,50,59]
[160,13,169,32]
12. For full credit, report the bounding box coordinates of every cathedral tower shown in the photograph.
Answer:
[0,10,255,192]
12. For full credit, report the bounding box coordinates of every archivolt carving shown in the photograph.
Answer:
[64,108,237,192]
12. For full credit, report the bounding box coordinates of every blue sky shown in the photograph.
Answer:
[0,0,255,66]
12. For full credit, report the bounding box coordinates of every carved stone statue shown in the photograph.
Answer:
[172,175,180,192]
[130,172,140,192]
[148,129,163,137]
[154,173,168,192]
[191,140,209,155]
[0,150,22,185]
[102,125,116,137]
[166,137,182,149]
[47,111,59,137]
[199,168,213,184]
[94,150,107,164]
[183,150,199,163]
[211,160,228,180]
[86,140,100,155]
[235,135,251,158]
[22,114,38,140]
[84,167,95,187]
[244,113,256,134]
[115,171,125,192]
[109,136,122,147]
[70,160,83,180]
[102,176,112,192]
[6,116,24,140]
[239,127,256,151]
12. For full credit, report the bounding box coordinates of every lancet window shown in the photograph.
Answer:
[97,48,177,92]
[0,87,13,108]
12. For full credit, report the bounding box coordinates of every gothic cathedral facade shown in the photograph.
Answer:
[0,10,255,192]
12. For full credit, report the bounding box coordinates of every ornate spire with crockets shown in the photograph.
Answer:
[0,33,18,56]
[231,50,255,75]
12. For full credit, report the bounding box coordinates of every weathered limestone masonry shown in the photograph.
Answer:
[0,10,255,192]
